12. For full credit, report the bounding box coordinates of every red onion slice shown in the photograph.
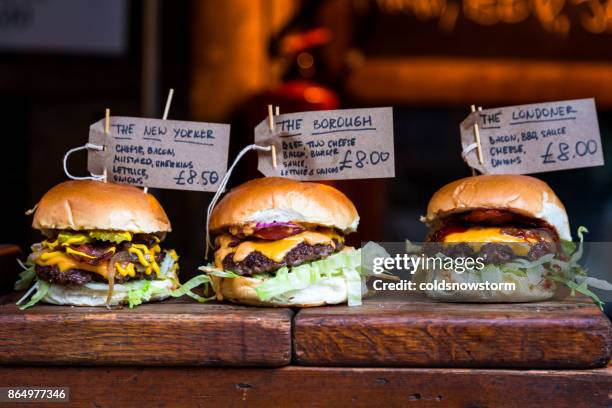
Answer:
[252,222,304,240]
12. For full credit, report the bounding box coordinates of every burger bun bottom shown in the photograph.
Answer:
[42,279,174,307]
[413,269,556,302]
[212,275,368,307]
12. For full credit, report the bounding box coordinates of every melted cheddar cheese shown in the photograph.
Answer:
[214,230,343,269]
[36,251,109,277]
[34,243,163,279]
[443,227,551,256]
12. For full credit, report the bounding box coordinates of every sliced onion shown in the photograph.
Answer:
[28,245,45,264]
[253,222,304,240]
[106,251,132,306]
[255,221,299,229]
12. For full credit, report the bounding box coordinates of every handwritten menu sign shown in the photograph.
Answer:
[87,116,230,192]
[460,98,604,175]
[255,107,395,180]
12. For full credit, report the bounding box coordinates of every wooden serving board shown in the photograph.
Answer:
[0,295,292,366]
[293,294,612,369]
[0,365,610,408]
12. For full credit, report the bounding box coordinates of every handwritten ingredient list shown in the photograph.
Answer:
[87,116,230,192]
[460,98,604,174]
[255,107,395,180]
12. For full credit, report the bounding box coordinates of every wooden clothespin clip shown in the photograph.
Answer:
[162,88,174,121]
[104,108,110,134]
[469,104,484,176]
[103,108,110,182]
[271,145,277,169]
[267,104,278,169]
[142,88,174,195]
[470,104,484,165]
[267,104,275,132]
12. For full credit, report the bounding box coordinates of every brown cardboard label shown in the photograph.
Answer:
[255,107,395,180]
[460,98,604,174]
[87,116,230,192]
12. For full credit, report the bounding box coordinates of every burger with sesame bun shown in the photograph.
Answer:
[199,177,373,307]
[16,180,181,308]
[416,174,604,305]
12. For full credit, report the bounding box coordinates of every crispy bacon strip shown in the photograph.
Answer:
[67,243,115,265]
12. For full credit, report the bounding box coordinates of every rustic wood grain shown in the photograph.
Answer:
[0,365,609,408]
[0,296,292,366]
[294,294,612,368]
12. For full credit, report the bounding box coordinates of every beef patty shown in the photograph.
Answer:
[422,241,557,264]
[424,225,558,266]
[221,241,344,276]
[35,251,166,286]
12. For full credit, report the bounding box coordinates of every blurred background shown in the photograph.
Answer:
[1,0,612,296]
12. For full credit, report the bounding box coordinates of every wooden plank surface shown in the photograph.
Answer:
[0,295,292,366]
[294,294,612,368]
[0,365,609,408]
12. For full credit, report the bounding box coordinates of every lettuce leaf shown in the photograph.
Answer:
[127,280,153,308]
[343,268,363,306]
[198,247,367,306]
[125,276,214,308]
[198,266,241,279]
[361,241,392,275]
[254,249,363,301]
[16,281,50,310]
[170,275,214,303]
[549,275,605,310]
[408,227,609,309]
[125,276,215,308]
[570,226,588,265]
[158,252,180,281]
[576,276,612,291]
[560,240,576,259]
[14,260,35,291]
[230,249,365,304]
[552,226,611,309]
[252,272,272,280]
[480,264,503,283]
[255,265,320,301]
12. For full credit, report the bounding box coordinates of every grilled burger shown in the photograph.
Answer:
[419,174,571,302]
[202,177,364,307]
[16,180,179,308]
